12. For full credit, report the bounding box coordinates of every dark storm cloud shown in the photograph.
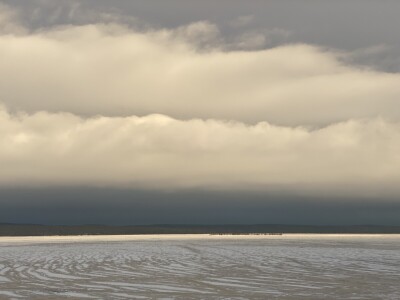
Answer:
[1,188,400,226]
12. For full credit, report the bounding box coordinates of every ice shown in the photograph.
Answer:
[58,292,94,298]
[0,291,22,298]
[0,234,399,299]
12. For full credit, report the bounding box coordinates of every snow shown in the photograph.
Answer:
[0,235,399,299]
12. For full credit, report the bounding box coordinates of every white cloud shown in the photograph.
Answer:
[0,20,399,126]
[1,7,400,195]
[1,106,399,196]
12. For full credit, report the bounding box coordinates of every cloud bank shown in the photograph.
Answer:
[1,106,399,196]
[1,4,400,198]
[0,18,399,126]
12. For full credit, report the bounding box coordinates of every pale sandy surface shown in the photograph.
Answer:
[0,234,399,299]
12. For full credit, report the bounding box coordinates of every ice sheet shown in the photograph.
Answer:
[0,235,399,299]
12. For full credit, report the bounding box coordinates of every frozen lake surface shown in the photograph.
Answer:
[0,234,399,299]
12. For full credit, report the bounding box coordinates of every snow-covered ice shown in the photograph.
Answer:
[0,234,399,299]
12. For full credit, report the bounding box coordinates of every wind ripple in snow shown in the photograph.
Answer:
[0,235,399,299]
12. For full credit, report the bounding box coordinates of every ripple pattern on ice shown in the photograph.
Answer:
[0,236,399,299]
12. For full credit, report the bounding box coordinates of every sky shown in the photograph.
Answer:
[1,0,400,225]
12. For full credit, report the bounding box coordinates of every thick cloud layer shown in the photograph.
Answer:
[1,106,399,196]
[1,3,400,199]
[0,19,399,126]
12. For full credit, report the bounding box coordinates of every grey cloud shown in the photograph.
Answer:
[229,15,255,28]
[3,0,400,72]
[1,187,400,225]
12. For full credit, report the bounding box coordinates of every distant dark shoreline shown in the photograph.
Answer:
[1,224,400,237]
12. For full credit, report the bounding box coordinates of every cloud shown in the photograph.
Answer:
[0,3,26,34]
[232,32,267,50]
[5,0,137,29]
[231,27,292,50]
[170,21,220,49]
[0,105,399,196]
[1,5,400,197]
[0,18,399,126]
[229,15,255,28]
